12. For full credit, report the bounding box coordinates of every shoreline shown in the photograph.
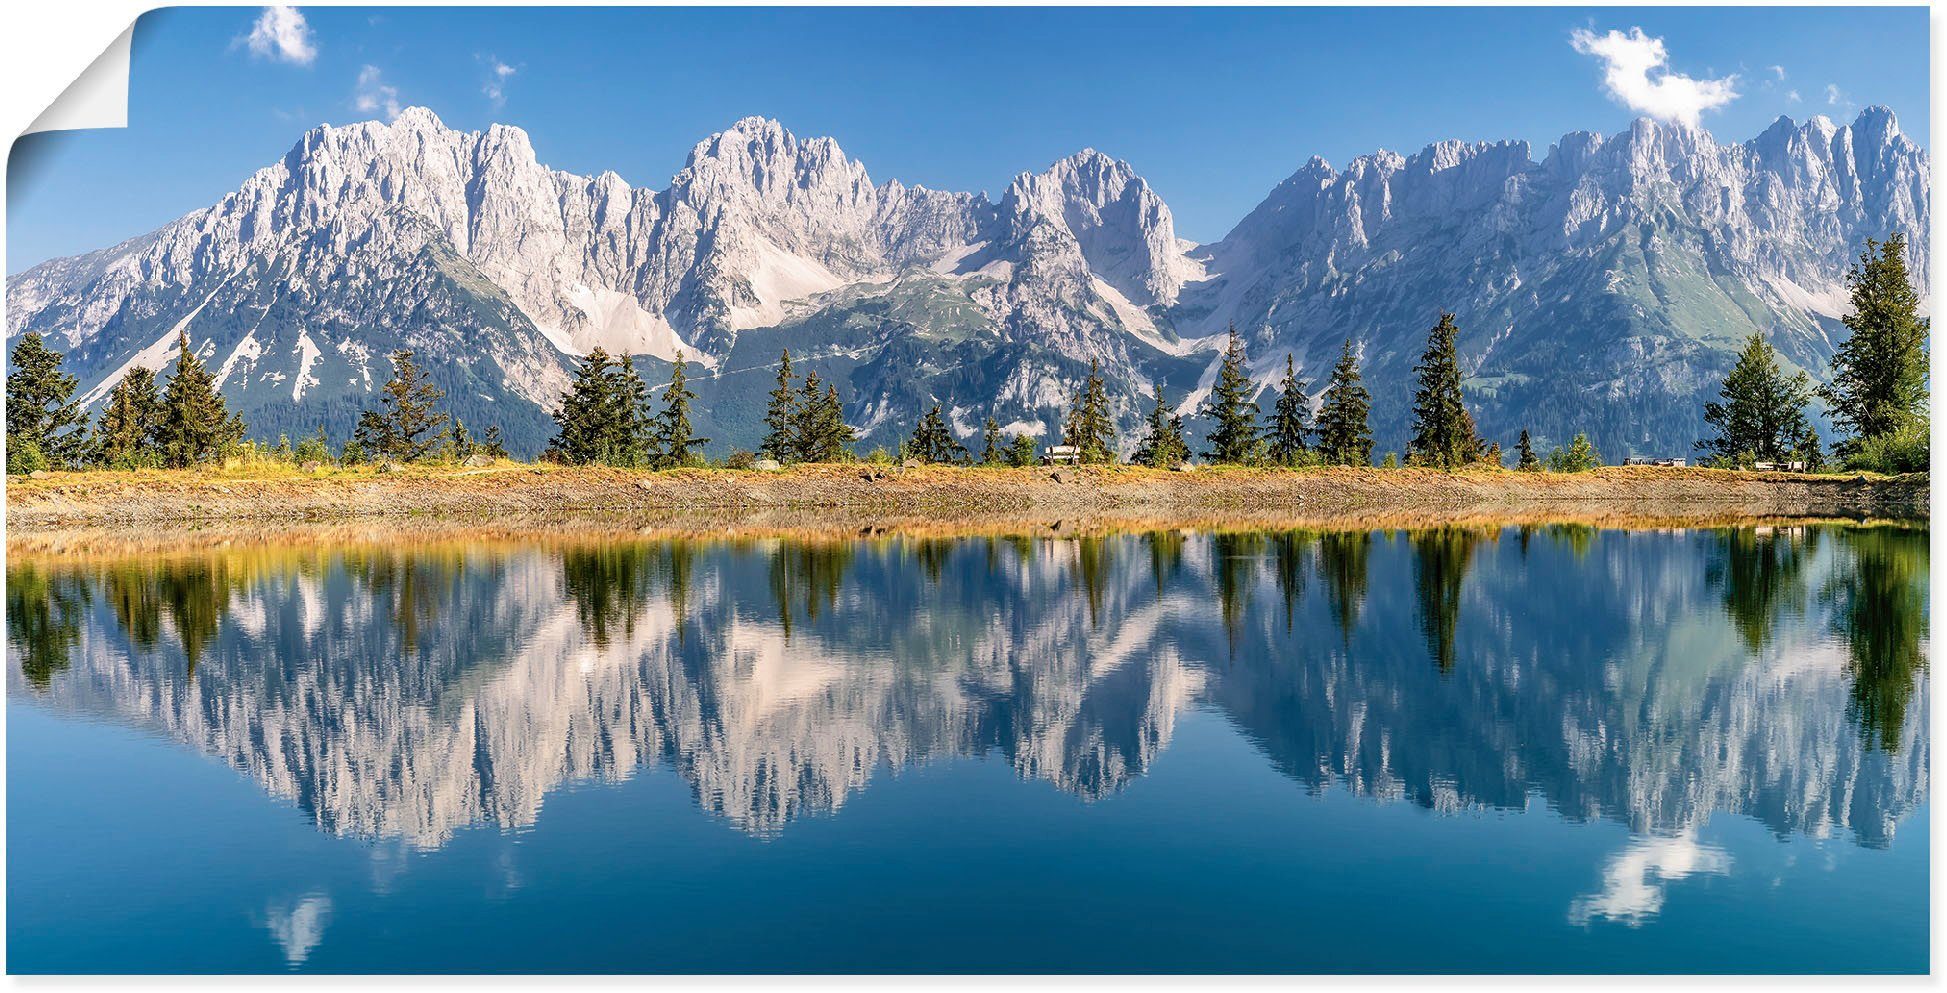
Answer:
[3,464,1926,542]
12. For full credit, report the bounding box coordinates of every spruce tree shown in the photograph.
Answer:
[480,425,509,459]
[1698,332,1817,467]
[761,348,800,462]
[615,355,652,467]
[908,404,967,464]
[1407,312,1483,470]
[6,332,87,469]
[980,416,1003,466]
[90,366,165,468]
[652,351,708,468]
[1515,429,1541,471]
[356,348,448,462]
[1060,360,1116,463]
[550,348,617,464]
[158,330,245,468]
[1201,325,1260,463]
[793,377,853,462]
[1264,353,1312,465]
[1315,339,1373,466]
[1132,382,1189,467]
[1825,233,1929,451]
[1546,433,1603,473]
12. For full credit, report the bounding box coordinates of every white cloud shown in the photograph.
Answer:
[1787,89,1802,104]
[1826,83,1849,107]
[354,65,401,121]
[1769,65,1787,81]
[1570,27,1738,128]
[241,6,317,66]
[480,55,517,110]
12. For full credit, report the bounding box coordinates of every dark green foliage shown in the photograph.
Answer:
[1315,339,1373,466]
[1061,360,1117,463]
[1264,354,1312,465]
[760,349,799,461]
[355,348,449,462]
[6,332,87,469]
[549,347,639,466]
[1515,429,1541,471]
[1407,313,1484,470]
[293,427,332,465]
[908,404,967,464]
[651,352,708,468]
[1825,233,1929,454]
[792,371,854,463]
[1131,382,1188,468]
[1697,332,1817,467]
[1200,326,1260,463]
[159,331,246,468]
[979,416,1003,466]
[1844,422,1928,474]
[90,366,165,469]
[480,425,509,459]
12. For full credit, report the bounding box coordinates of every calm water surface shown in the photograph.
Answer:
[5,523,1928,973]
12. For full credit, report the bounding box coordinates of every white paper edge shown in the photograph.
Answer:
[23,22,135,137]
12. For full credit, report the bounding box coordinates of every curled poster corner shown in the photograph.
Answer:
[23,22,135,137]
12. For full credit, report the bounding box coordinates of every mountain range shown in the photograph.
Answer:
[6,107,1929,459]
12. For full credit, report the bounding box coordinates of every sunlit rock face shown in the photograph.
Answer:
[8,110,1925,457]
[7,526,1926,850]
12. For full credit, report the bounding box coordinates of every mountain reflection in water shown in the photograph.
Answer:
[8,525,1927,875]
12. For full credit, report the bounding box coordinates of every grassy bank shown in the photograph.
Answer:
[3,461,1926,533]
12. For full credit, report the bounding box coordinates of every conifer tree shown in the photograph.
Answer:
[1264,353,1312,465]
[1201,325,1261,463]
[1825,233,1929,451]
[980,416,1003,466]
[446,417,474,461]
[615,355,653,467]
[1060,360,1116,463]
[1315,339,1373,466]
[90,366,165,468]
[1546,433,1603,473]
[1132,382,1189,467]
[652,351,708,468]
[908,404,967,464]
[480,425,509,459]
[1407,313,1484,470]
[549,347,618,464]
[6,332,87,469]
[158,330,245,468]
[1515,429,1541,471]
[761,348,800,462]
[355,348,448,462]
[789,370,852,462]
[1697,332,1817,467]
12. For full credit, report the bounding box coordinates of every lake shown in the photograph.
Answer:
[5,522,1928,973]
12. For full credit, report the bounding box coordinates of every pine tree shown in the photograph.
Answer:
[1697,332,1817,467]
[90,366,164,468]
[1315,339,1373,466]
[615,355,653,467]
[1201,325,1261,463]
[1407,312,1484,470]
[760,348,800,462]
[980,416,1003,466]
[158,330,245,468]
[1264,353,1312,465]
[793,376,853,462]
[652,351,708,468]
[480,425,509,459]
[1825,233,1929,452]
[1515,429,1541,471]
[446,417,474,460]
[356,348,448,462]
[6,332,87,469]
[1132,382,1189,467]
[908,404,967,464]
[1060,360,1116,463]
[549,348,620,464]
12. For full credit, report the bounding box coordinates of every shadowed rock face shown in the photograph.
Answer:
[7,108,1926,458]
[7,525,1926,850]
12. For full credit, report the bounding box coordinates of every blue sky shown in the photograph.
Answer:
[7,5,1930,270]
